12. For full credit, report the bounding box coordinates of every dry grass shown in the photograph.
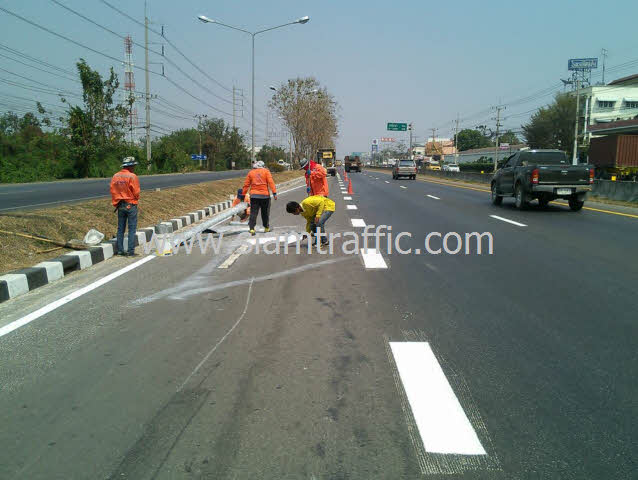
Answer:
[0,171,302,273]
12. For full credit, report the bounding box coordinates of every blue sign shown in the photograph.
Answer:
[568,58,598,71]
[191,154,207,160]
[371,144,378,153]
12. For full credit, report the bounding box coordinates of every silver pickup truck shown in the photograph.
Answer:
[392,159,417,180]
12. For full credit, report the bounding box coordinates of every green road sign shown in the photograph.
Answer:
[387,122,407,131]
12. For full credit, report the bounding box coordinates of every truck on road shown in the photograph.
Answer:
[344,155,362,173]
[491,149,593,211]
[317,148,337,176]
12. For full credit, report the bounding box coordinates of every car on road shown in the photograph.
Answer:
[392,159,417,180]
[443,163,460,172]
[491,149,594,210]
[425,163,441,171]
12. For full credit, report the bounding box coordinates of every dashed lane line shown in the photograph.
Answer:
[346,205,358,210]
[427,194,440,200]
[351,218,366,227]
[489,215,527,227]
[360,248,388,269]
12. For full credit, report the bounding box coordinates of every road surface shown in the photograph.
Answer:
[0,170,249,212]
[1,170,637,479]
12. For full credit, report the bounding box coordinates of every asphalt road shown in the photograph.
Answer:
[1,170,637,479]
[0,170,249,211]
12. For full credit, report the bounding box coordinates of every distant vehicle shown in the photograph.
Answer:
[277,159,291,170]
[316,148,337,176]
[589,134,638,179]
[344,155,362,173]
[425,164,441,171]
[491,149,593,211]
[443,164,460,172]
[392,159,417,180]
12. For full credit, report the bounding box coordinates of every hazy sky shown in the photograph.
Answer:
[1,0,637,156]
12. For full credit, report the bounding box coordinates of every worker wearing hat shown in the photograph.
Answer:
[241,160,277,235]
[300,157,329,197]
[110,157,141,256]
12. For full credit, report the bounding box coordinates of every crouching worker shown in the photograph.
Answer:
[286,195,335,246]
[231,188,250,222]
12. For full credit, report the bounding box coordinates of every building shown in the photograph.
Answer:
[573,73,638,144]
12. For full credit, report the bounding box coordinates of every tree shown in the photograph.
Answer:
[257,145,287,165]
[522,93,576,153]
[63,59,130,177]
[498,130,520,145]
[269,77,338,165]
[457,129,493,151]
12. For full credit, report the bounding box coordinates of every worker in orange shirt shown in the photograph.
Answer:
[300,157,329,197]
[110,157,141,256]
[231,188,250,222]
[241,161,277,235]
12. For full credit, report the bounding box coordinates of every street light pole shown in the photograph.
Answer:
[197,15,309,165]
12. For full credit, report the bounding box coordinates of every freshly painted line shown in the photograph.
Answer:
[359,248,387,269]
[489,215,527,227]
[178,277,254,391]
[427,194,440,200]
[346,205,358,210]
[218,245,249,269]
[400,186,407,189]
[351,218,366,227]
[343,196,352,200]
[0,255,155,339]
[385,181,390,184]
[389,342,486,455]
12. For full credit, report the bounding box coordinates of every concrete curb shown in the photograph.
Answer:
[0,177,304,303]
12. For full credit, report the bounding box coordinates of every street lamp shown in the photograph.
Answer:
[198,14,310,164]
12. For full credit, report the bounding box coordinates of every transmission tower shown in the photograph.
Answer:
[123,35,138,145]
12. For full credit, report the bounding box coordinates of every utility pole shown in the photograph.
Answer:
[144,1,151,170]
[408,122,413,159]
[195,114,207,169]
[572,77,581,165]
[601,48,608,84]
[454,113,460,163]
[232,86,236,129]
[430,127,438,157]
[492,105,505,172]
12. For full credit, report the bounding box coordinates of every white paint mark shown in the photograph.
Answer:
[346,205,358,210]
[178,278,254,391]
[389,342,486,455]
[385,181,390,184]
[218,245,249,269]
[359,248,388,269]
[0,256,155,339]
[427,195,440,200]
[400,186,407,189]
[343,196,352,200]
[351,218,366,227]
[489,215,527,227]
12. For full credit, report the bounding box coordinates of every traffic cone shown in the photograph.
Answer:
[348,179,353,194]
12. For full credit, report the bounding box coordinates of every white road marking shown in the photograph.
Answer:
[400,186,407,189]
[343,196,352,200]
[389,342,486,455]
[346,205,358,210]
[351,218,366,227]
[489,215,527,227]
[218,245,249,269]
[427,194,440,200]
[360,248,388,269]
[385,180,390,183]
[0,255,155,339]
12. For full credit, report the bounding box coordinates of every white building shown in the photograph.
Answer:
[574,73,638,143]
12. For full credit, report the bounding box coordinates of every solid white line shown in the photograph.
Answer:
[0,255,155,339]
[351,218,366,227]
[489,215,527,227]
[343,196,352,200]
[178,277,254,391]
[385,181,390,184]
[427,194,440,200]
[0,194,110,211]
[218,245,249,269]
[359,248,387,269]
[390,342,486,455]
[346,205,358,210]
[400,186,407,189]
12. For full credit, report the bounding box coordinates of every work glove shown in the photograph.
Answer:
[306,186,311,194]
[273,193,277,201]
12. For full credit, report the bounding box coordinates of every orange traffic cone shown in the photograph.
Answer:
[348,178,353,194]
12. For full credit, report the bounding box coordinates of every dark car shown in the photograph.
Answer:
[392,160,417,180]
[491,149,593,211]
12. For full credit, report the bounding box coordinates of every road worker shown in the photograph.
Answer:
[286,195,335,245]
[231,188,250,222]
[241,160,277,236]
[299,157,323,196]
[110,157,140,256]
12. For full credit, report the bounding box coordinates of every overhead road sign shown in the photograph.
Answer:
[387,123,407,131]
[568,58,598,71]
